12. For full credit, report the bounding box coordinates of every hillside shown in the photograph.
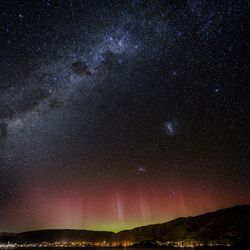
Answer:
[1,205,249,244]
[115,205,250,242]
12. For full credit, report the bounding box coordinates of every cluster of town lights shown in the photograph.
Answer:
[0,240,233,248]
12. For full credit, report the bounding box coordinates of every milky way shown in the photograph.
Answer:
[0,0,249,232]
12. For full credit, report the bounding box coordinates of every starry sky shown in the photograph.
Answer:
[0,0,249,233]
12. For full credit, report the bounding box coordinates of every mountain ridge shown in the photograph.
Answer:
[1,205,250,243]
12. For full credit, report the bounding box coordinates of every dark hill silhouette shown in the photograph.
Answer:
[115,205,250,242]
[1,205,250,244]
[0,229,114,243]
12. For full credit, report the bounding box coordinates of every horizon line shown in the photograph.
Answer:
[1,203,249,234]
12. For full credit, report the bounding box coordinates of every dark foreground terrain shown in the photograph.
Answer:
[0,205,250,245]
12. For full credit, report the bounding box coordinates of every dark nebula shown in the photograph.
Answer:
[71,61,91,75]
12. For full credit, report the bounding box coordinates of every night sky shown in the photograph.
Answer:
[0,0,249,233]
